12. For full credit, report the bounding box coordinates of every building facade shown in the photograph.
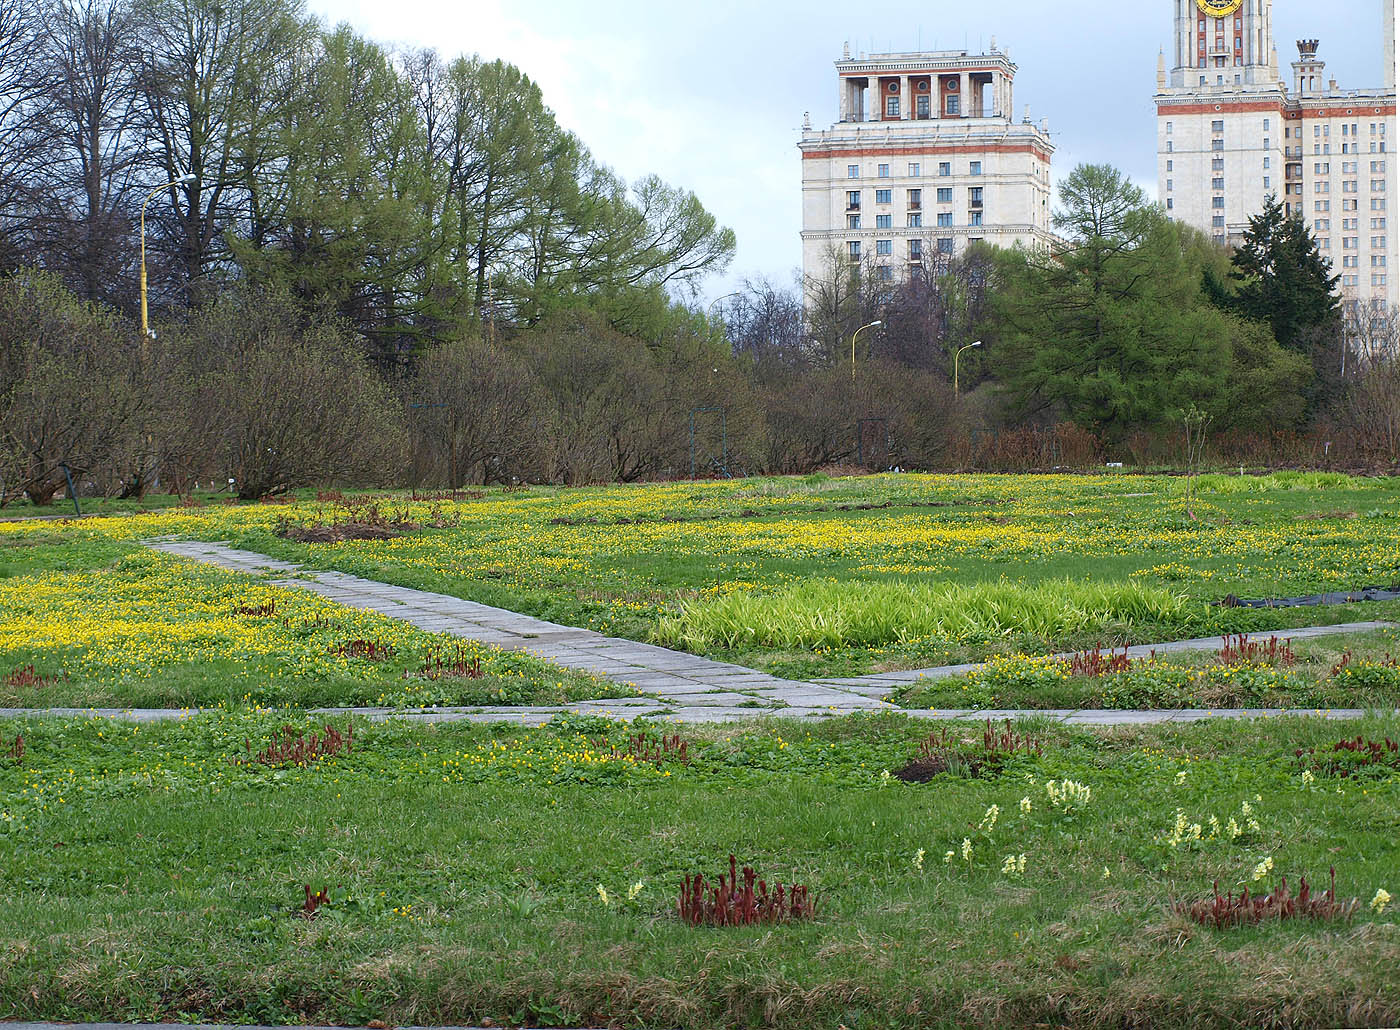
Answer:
[800,45,1056,289]
[1156,0,1399,311]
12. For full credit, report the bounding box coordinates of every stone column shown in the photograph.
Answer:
[901,75,911,119]
[959,73,970,117]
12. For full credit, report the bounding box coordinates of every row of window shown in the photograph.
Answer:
[1339,274,1389,287]
[1311,161,1389,174]
[846,161,984,179]
[884,94,958,118]
[1316,218,1388,231]
[846,187,983,209]
[848,237,969,263]
[1313,199,1388,211]
[848,211,985,228]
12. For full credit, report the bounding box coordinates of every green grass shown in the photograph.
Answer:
[654,578,1204,651]
[0,711,1395,1028]
[0,536,631,710]
[893,627,1400,712]
[6,472,1400,684]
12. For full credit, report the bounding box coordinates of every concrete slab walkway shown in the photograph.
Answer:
[145,539,886,718]
[111,539,1398,727]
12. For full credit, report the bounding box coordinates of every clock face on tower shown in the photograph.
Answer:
[1197,0,1244,16]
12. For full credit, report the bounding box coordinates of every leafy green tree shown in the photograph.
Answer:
[232,26,433,362]
[993,164,1231,439]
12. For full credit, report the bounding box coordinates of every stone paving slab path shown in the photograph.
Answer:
[110,539,1399,727]
[145,539,885,714]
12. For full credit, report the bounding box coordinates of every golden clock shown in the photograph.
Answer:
[1197,0,1244,17]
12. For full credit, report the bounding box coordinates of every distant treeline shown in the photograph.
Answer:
[0,0,736,360]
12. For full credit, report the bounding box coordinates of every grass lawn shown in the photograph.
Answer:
[893,625,1400,711]
[0,534,628,710]
[0,711,1395,1028]
[4,472,1398,683]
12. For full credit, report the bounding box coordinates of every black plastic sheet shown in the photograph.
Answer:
[1220,587,1400,609]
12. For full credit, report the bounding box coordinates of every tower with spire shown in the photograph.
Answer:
[1155,0,1397,312]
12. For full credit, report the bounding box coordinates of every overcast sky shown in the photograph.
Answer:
[307,0,1389,300]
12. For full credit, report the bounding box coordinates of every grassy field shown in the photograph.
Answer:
[4,472,1398,683]
[0,710,1395,1028]
[0,533,627,710]
[894,625,1400,711]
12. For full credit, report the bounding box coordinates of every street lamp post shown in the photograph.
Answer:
[139,174,194,351]
[850,320,883,380]
[705,292,741,319]
[954,339,982,395]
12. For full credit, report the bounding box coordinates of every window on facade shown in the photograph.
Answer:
[1213,215,1226,227]
[969,187,984,207]
[937,212,953,227]
[970,161,982,176]
[908,189,922,209]
[938,162,951,176]
[916,95,931,118]
[1212,120,1225,132]
[847,214,861,229]
[878,164,890,178]
[946,95,959,115]
[847,191,861,209]
[876,189,892,204]
[886,96,900,117]
[848,241,861,260]
[908,213,922,228]
[908,162,920,176]
[937,237,954,254]
[1213,197,1225,208]
[876,239,893,256]
[876,214,892,228]
[937,187,953,203]
[908,239,922,260]
[847,165,859,178]
[969,211,983,226]
[1212,139,1224,151]
[876,265,893,280]
[1213,178,1225,190]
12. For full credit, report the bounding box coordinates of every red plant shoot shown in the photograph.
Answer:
[1174,868,1358,928]
[242,723,353,767]
[1218,634,1296,667]
[678,855,817,927]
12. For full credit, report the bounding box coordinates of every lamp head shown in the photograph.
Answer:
[971,340,983,348]
[870,320,884,328]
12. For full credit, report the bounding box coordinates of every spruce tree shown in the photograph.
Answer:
[1229,194,1341,354]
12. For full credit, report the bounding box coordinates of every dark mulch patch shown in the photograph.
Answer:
[278,521,411,543]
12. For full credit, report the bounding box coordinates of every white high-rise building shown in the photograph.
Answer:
[1156,0,1398,311]
[799,45,1056,289]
